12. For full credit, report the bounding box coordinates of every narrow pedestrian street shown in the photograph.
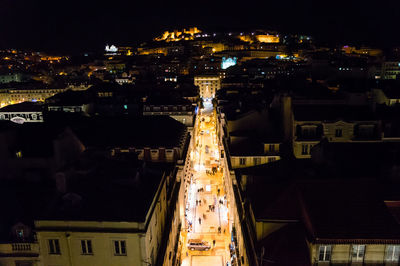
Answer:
[180,99,232,266]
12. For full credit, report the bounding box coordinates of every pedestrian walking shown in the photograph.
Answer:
[218,226,221,233]
[199,218,202,224]
[213,240,216,247]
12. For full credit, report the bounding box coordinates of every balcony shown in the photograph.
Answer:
[0,242,39,256]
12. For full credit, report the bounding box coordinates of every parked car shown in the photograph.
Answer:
[187,239,211,251]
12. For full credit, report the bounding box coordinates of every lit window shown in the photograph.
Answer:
[81,240,93,255]
[48,239,61,254]
[253,157,261,165]
[269,144,275,152]
[335,128,342,137]
[318,245,332,261]
[114,240,126,255]
[239,158,246,165]
[385,245,400,262]
[351,245,365,262]
[301,144,308,155]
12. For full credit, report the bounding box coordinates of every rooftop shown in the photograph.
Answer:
[0,101,43,112]
[293,105,376,121]
[39,158,174,222]
[69,115,187,149]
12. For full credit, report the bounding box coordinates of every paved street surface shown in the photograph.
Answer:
[191,255,223,265]
[181,99,231,266]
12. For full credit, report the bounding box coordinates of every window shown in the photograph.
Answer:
[239,158,246,165]
[253,157,261,165]
[16,229,24,239]
[150,227,152,242]
[318,245,332,261]
[48,239,61,254]
[302,125,317,138]
[268,157,276,163]
[351,245,365,262]
[357,125,374,138]
[114,240,126,255]
[269,144,275,152]
[81,240,93,255]
[301,144,308,155]
[385,245,400,262]
[335,128,343,137]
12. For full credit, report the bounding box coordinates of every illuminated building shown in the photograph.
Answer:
[39,56,68,63]
[221,57,237,69]
[117,46,134,56]
[238,33,280,44]
[105,44,118,54]
[154,27,201,42]
[342,46,383,57]
[380,61,400,79]
[200,42,226,53]
[0,84,66,108]
[137,47,168,56]
[0,101,44,123]
[194,75,221,99]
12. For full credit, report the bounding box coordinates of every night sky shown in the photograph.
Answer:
[1,0,399,52]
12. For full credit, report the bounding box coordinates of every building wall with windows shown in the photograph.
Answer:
[35,172,168,266]
[143,104,195,127]
[0,243,40,266]
[381,61,400,80]
[311,243,400,265]
[0,111,43,123]
[194,76,221,99]
[373,88,400,106]
[293,120,381,159]
[36,226,144,266]
[0,88,66,108]
[230,155,281,169]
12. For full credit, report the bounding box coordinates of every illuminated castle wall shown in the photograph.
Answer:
[154,27,202,42]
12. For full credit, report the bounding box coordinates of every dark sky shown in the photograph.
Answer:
[0,0,399,52]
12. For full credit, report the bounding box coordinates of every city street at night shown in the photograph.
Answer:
[181,99,231,266]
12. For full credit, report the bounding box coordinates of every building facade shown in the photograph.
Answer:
[194,75,221,99]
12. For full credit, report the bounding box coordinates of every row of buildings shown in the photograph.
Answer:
[215,76,400,265]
